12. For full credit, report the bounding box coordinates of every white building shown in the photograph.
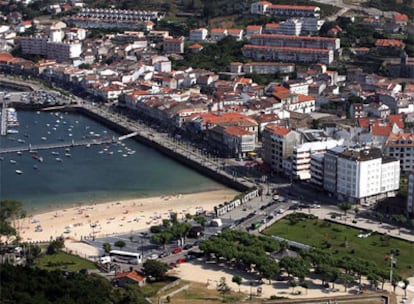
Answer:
[384,132,414,173]
[242,45,334,65]
[276,19,302,36]
[292,139,343,180]
[189,28,208,41]
[407,172,414,215]
[250,34,340,51]
[19,36,82,62]
[251,2,320,19]
[329,147,400,204]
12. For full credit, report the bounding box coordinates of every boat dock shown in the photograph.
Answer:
[0,98,6,136]
[0,137,115,154]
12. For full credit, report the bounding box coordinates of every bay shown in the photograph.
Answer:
[0,110,225,214]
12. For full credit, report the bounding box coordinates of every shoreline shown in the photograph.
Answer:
[15,188,239,243]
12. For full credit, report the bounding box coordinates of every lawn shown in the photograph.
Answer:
[35,251,97,272]
[262,214,414,278]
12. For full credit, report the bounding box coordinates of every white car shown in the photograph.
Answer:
[147,253,159,260]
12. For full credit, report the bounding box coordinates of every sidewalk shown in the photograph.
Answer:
[309,207,414,242]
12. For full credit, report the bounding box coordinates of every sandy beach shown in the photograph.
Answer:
[15,189,239,243]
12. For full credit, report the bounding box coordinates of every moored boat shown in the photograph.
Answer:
[15,170,23,175]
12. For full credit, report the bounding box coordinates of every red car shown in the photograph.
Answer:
[171,247,182,254]
[176,258,186,264]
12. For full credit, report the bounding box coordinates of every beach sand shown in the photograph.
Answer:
[16,189,239,243]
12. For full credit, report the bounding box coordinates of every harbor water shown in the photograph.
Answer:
[0,110,225,214]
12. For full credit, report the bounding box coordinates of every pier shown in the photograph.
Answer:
[0,137,115,154]
[0,96,6,136]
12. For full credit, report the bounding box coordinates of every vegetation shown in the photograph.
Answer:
[263,213,414,277]
[36,251,97,272]
[172,36,246,72]
[364,0,414,19]
[0,264,148,303]
[142,259,169,280]
[150,215,192,248]
[0,199,26,241]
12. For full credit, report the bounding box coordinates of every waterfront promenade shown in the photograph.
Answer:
[76,102,257,191]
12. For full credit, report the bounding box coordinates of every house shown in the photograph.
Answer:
[163,37,185,54]
[393,13,409,28]
[210,28,227,41]
[112,270,146,287]
[227,29,243,40]
[375,39,405,49]
[189,28,208,41]
[245,25,262,38]
[188,43,203,53]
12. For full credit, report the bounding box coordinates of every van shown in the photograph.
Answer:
[99,256,112,264]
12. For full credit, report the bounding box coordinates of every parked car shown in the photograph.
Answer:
[159,251,170,258]
[172,247,182,254]
[176,258,186,264]
[147,253,159,260]
[169,262,177,269]
[183,244,193,250]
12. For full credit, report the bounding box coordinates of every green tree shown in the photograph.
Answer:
[25,244,42,266]
[194,215,207,227]
[217,277,231,300]
[103,242,112,254]
[46,239,64,255]
[151,231,172,250]
[143,260,169,280]
[0,199,24,240]
[232,275,242,292]
[402,278,409,297]
[338,202,352,219]
[114,240,126,250]
[391,214,407,234]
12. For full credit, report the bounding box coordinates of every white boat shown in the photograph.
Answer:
[17,151,22,156]
[7,129,19,134]
[15,170,23,175]
[65,153,71,157]
[17,139,25,143]
[56,158,62,162]
[10,160,16,164]
[41,137,47,141]
[51,151,59,155]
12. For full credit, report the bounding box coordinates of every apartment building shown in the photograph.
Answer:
[163,37,185,54]
[325,147,400,204]
[245,25,262,38]
[77,8,163,21]
[251,2,320,19]
[276,19,302,36]
[230,61,295,75]
[210,29,227,41]
[310,153,324,186]
[292,139,342,180]
[19,36,82,62]
[189,28,208,41]
[250,34,340,51]
[223,126,256,157]
[384,132,414,173]
[407,172,414,215]
[262,125,300,174]
[242,45,334,65]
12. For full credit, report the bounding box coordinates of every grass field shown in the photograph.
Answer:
[262,214,414,278]
[36,251,97,272]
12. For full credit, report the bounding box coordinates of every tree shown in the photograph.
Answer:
[46,239,64,255]
[232,275,242,292]
[338,202,352,219]
[0,199,24,240]
[299,280,309,295]
[217,277,231,300]
[103,242,112,254]
[25,244,42,266]
[402,278,409,297]
[143,260,169,280]
[129,235,134,243]
[114,240,126,250]
[194,215,207,227]
[391,214,407,234]
[151,231,172,250]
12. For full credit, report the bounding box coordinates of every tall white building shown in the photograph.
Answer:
[326,147,400,204]
[277,19,302,36]
[292,139,343,180]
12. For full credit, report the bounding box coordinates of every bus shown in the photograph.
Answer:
[109,250,142,264]
[251,221,261,230]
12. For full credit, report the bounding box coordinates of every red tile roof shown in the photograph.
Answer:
[393,13,409,21]
[371,122,392,137]
[265,124,290,136]
[188,43,203,49]
[224,126,252,136]
[243,45,331,53]
[113,271,145,283]
[375,39,405,48]
[389,114,404,129]
[268,4,318,10]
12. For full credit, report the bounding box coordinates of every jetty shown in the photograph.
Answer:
[0,137,114,154]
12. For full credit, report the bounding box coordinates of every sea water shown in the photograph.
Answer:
[0,110,225,213]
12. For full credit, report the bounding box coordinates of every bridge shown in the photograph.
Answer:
[0,137,116,154]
